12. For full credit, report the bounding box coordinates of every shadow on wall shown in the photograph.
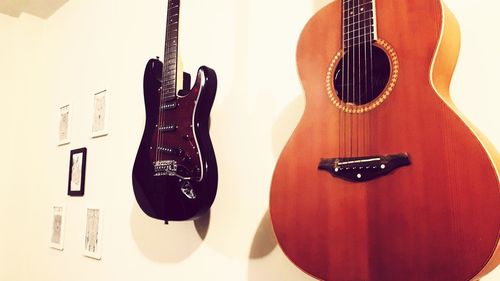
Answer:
[130,203,210,263]
[249,210,277,259]
[0,0,69,19]
[271,96,306,158]
[246,96,308,281]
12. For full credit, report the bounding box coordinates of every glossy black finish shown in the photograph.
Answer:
[132,58,218,222]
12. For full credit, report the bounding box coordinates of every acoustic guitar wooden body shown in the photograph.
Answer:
[269,1,500,280]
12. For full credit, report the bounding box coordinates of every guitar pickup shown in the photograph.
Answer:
[158,146,183,156]
[160,101,177,110]
[159,124,177,132]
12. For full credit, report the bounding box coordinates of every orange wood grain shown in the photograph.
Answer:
[269,1,500,280]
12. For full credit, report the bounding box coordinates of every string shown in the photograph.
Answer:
[362,0,369,157]
[344,0,352,159]
[340,0,346,158]
[157,0,168,163]
[345,0,351,158]
[339,0,377,159]
[158,0,180,162]
[349,0,354,158]
[158,0,172,162]
[369,0,375,155]
[357,0,362,158]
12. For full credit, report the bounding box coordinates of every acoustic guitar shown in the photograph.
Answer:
[270,0,499,280]
[132,0,217,222]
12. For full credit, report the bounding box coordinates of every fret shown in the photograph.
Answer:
[342,0,376,49]
[165,53,177,60]
[161,0,181,100]
[162,90,176,96]
[167,27,178,33]
[162,86,176,91]
[343,5,372,17]
[344,18,373,31]
[164,58,177,64]
[168,14,179,22]
[343,34,374,48]
[343,0,371,7]
[162,86,176,92]
[162,90,176,97]
[167,22,179,28]
[161,92,176,98]
[344,33,374,43]
[168,2,179,9]
[161,93,175,99]
[344,26,374,37]
[343,2,371,9]
[343,10,373,21]
[162,80,176,86]
[343,35,374,45]
[344,41,375,49]
[163,65,175,74]
[343,37,374,46]
[166,46,178,53]
[167,26,178,32]
[344,30,374,39]
[161,96,176,102]
[343,0,372,9]
[168,0,179,8]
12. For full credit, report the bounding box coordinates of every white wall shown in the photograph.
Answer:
[0,0,498,280]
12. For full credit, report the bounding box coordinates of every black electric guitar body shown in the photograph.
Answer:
[132,0,217,222]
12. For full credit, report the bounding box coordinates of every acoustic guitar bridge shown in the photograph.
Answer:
[318,153,411,182]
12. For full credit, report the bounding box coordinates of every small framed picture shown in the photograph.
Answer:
[58,104,71,145]
[49,205,66,250]
[83,207,103,260]
[91,90,109,138]
[67,148,87,196]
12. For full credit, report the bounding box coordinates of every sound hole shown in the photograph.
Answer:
[333,45,390,105]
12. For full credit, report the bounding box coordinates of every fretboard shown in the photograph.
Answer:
[162,0,180,101]
[342,0,377,49]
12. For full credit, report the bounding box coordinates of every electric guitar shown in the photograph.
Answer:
[132,0,217,222]
[270,0,499,280]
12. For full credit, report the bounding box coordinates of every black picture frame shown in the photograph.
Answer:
[67,147,87,196]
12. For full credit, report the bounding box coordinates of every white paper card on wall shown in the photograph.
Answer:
[91,90,109,138]
[83,207,103,260]
[58,105,71,145]
[49,205,66,250]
